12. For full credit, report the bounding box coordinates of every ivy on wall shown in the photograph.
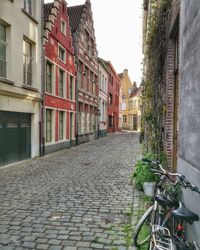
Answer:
[142,0,171,164]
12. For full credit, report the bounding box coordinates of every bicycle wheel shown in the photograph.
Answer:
[133,205,154,247]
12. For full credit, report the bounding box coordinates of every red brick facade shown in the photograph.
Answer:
[68,0,99,143]
[165,0,180,170]
[43,0,76,154]
[106,62,120,133]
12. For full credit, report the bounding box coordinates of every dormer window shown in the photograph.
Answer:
[61,19,66,35]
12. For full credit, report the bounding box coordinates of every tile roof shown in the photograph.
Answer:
[118,73,123,79]
[67,4,85,33]
[130,86,141,98]
[44,3,54,24]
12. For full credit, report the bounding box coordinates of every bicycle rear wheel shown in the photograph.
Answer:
[133,205,154,247]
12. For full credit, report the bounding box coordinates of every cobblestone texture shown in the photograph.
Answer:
[0,132,141,249]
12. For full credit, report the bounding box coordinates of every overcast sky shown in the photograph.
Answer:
[44,0,143,85]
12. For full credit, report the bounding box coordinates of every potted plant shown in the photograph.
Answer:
[141,164,157,197]
[133,153,157,196]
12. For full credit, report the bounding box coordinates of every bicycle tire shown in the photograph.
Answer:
[133,205,154,247]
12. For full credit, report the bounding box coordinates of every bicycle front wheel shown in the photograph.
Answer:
[133,205,154,247]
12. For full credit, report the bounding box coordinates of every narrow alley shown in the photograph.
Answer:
[0,132,140,250]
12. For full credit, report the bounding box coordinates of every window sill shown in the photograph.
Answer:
[0,77,15,85]
[58,58,66,64]
[21,9,38,24]
[22,84,38,92]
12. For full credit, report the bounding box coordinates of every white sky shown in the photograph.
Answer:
[44,0,143,85]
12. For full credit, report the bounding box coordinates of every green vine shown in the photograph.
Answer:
[142,0,171,163]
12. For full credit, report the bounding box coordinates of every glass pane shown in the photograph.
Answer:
[27,72,32,86]
[0,60,6,78]
[0,44,6,60]
[0,24,6,41]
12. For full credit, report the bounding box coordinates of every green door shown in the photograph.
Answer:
[0,111,31,166]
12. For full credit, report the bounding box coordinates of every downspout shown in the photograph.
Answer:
[40,0,45,156]
[73,32,79,146]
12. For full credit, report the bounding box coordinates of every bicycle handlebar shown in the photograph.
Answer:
[141,158,200,194]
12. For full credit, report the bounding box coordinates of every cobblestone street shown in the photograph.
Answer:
[0,132,141,250]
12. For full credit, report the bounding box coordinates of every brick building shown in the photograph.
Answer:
[43,0,76,154]
[98,58,108,136]
[100,60,120,133]
[67,0,99,143]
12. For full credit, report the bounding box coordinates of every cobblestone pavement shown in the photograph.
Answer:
[0,132,141,250]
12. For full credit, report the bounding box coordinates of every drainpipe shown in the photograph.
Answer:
[40,0,45,156]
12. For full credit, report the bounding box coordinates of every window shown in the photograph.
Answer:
[133,100,137,108]
[58,45,66,62]
[59,69,64,97]
[109,115,113,128]
[59,111,64,140]
[24,0,32,15]
[46,61,52,93]
[0,23,6,78]
[23,39,33,86]
[46,109,52,143]
[123,115,127,123]
[129,101,133,109]
[109,93,112,105]
[78,60,83,73]
[128,88,132,94]
[61,20,66,35]
[115,95,118,106]
[69,75,74,100]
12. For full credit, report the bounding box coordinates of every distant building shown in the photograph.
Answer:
[118,69,135,130]
[98,58,108,136]
[68,0,99,143]
[100,60,120,133]
[129,87,142,131]
[118,81,123,131]
[0,0,42,166]
[43,0,76,154]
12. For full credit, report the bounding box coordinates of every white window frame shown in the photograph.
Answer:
[61,18,67,36]
[46,109,52,143]
[58,110,66,141]
[23,38,33,86]
[58,44,66,63]
[58,67,66,98]
[0,22,7,78]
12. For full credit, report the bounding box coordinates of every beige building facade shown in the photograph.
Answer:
[129,87,142,131]
[118,69,135,130]
[0,0,42,166]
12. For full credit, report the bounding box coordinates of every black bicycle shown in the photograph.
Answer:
[133,159,200,250]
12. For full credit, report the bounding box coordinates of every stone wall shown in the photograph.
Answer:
[178,0,200,242]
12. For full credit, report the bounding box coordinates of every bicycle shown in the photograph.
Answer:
[133,159,200,250]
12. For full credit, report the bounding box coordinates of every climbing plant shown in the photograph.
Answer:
[142,0,172,163]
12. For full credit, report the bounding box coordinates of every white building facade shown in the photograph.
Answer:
[0,0,42,166]
[98,59,108,136]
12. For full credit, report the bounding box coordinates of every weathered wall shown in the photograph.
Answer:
[178,0,200,241]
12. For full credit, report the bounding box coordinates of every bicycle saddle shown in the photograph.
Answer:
[172,202,199,222]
